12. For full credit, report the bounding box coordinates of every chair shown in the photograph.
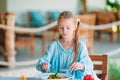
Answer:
[15,12,36,56]
[15,33,35,56]
[41,26,57,54]
[0,12,16,67]
[116,8,120,39]
[76,14,96,55]
[0,12,35,67]
[0,13,5,48]
[90,55,108,80]
[116,8,120,20]
[96,11,116,42]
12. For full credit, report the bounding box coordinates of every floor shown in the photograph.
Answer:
[0,32,120,77]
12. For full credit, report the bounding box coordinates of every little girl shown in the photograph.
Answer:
[36,11,93,79]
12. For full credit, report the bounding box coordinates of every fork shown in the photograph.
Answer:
[50,67,57,73]
[59,68,72,74]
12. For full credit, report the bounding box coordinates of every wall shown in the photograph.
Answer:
[7,0,78,25]
[0,0,7,12]
[3,0,120,26]
[87,0,106,11]
[86,0,120,11]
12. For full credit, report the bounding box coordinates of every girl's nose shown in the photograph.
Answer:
[63,28,67,33]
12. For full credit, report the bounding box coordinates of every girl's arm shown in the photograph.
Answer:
[36,42,55,72]
[78,41,94,76]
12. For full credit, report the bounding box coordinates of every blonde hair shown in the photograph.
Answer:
[58,11,80,61]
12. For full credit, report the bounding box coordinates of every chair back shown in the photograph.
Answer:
[90,55,108,80]
[0,13,5,46]
[76,14,96,55]
[96,11,115,25]
[116,8,120,20]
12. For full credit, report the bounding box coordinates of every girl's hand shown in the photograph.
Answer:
[41,62,48,71]
[70,62,85,71]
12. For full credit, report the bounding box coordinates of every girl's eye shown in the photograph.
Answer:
[60,28,63,29]
[67,28,70,29]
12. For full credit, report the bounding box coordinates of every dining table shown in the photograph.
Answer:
[0,76,40,80]
[0,72,74,80]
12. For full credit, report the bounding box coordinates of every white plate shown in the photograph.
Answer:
[34,73,74,80]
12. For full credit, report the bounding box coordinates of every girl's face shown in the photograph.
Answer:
[58,18,76,39]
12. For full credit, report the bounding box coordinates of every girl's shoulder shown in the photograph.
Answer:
[78,41,86,46]
[49,40,59,47]
[78,41,88,50]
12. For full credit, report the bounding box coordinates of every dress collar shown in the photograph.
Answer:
[57,40,73,52]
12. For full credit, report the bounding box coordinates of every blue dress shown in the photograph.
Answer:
[36,40,93,80]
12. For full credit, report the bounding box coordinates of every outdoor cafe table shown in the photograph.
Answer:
[0,76,40,80]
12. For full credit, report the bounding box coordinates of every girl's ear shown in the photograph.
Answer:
[76,18,80,26]
[74,18,80,30]
[74,25,78,30]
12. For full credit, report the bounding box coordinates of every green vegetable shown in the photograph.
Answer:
[53,73,58,78]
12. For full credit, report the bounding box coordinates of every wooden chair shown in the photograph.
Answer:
[116,8,120,39]
[15,33,35,56]
[90,55,108,80]
[76,14,96,55]
[96,11,116,42]
[116,8,120,20]
[0,12,35,67]
[41,26,57,54]
[0,12,35,56]
[0,13,5,48]
[0,12,16,67]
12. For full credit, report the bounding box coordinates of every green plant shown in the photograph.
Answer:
[107,0,120,8]
[108,62,120,80]
[106,0,120,12]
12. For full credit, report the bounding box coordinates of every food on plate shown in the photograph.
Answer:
[48,73,66,79]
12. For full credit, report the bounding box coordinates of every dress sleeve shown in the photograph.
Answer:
[36,42,55,72]
[77,41,94,77]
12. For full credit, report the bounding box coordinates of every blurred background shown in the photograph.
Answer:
[0,0,120,80]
